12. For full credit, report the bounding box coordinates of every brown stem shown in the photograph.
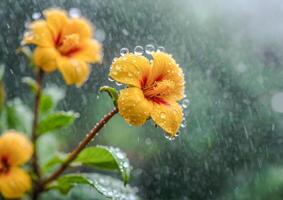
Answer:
[41,107,118,186]
[31,69,44,200]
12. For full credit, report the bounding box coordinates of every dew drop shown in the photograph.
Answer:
[115,82,122,86]
[157,46,165,52]
[134,45,144,55]
[120,47,129,56]
[160,112,166,119]
[108,77,114,82]
[182,99,190,108]
[69,8,81,18]
[32,12,41,20]
[145,44,155,54]
[164,132,176,141]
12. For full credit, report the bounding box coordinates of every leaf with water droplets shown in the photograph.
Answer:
[99,86,119,107]
[74,146,131,185]
[48,173,139,199]
[47,174,95,195]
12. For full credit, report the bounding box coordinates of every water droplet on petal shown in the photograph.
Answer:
[160,112,166,119]
[182,99,190,109]
[164,132,176,141]
[145,44,155,54]
[69,8,81,18]
[32,12,41,20]
[120,47,129,56]
[157,46,165,52]
[115,82,122,86]
[108,77,114,82]
[134,45,144,55]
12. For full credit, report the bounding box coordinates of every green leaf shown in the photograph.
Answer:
[48,173,139,199]
[40,85,65,115]
[74,146,130,185]
[22,77,38,93]
[40,94,54,114]
[48,174,95,195]
[99,86,119,106]
[44,85,65,105]
[6,98,32,134]
[37,111,79,135]
[41,152,66,173]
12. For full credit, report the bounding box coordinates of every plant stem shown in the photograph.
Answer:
[31,69,44,200]
[41,107,118,187]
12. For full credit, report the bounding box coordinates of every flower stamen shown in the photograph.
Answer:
[0,156,10,174]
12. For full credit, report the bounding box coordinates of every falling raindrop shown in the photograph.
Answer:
[32,12,41,20]
[145,44,155,54]
[69,8,81,18]
[134,46,144,55]
[271,92,283,113]
[157,46,165,52]
[96,29,106,42]
[120,47,129,56]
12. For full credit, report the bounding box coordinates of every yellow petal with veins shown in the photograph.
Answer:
[44,9,68,39]
[110,54,151,88]
[57,57,90,87]
[0,131,33,166]
[0,167,31,199]
[33,47,59,72]
[74,39,102,63]
[23,20,53,47]
[151,101,183,136]
[149,52,185,101]
[63,18,93,40]
[118,87,153,126]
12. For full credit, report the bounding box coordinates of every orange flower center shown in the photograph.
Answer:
[142,77,175,105]
[0,156,10,174]
[55,33,81,57]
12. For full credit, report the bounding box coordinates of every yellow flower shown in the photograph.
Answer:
[109,52,185,137]
[0,131,33,199]
[23,9,102,86]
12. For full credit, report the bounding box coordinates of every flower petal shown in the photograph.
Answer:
[149,52,185,101]
[74,39,102,63]
[33,47,59,72]
[118,87,153,126]
[110,53,151,88]
[23,20,53,47]
[63,18,93,40]
[57,57,90,86]
[44,9,68,39]
[151,101,183,136]
[0,131,33,166]
[0,167,31,199]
